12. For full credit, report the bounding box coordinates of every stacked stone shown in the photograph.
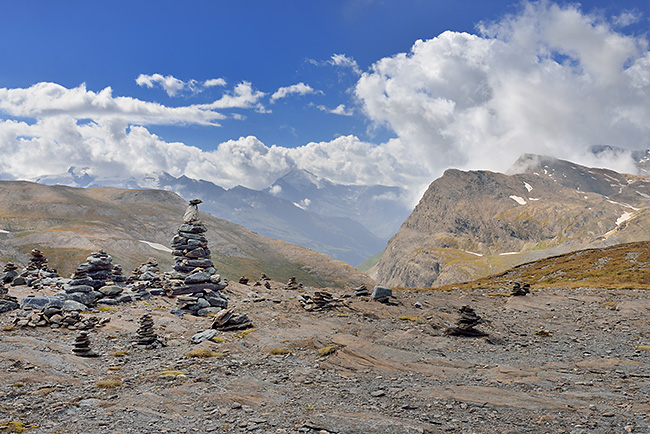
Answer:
[169,199,228,316]
[19,249,60,288]
[446,305,488,337]
[211,308,252,331]
[0,263,19,284]
[238,276,249,285]
[14,306,109,330]
[354,284,370,297]
[0,283,19,313]
[133,314,162,348]
[299,291,339,311]
[284,277,302,290]
[510,282,531,296]
[72,331,99,357]
[62,252,128,308]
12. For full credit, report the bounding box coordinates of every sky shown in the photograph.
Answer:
[2,0,650,206]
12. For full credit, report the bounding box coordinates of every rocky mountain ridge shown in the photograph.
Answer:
[375,154,650,287]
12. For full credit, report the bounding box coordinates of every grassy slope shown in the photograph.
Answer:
[427,241,650,291]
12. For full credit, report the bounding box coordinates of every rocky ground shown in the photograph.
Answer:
[1,282,649,434]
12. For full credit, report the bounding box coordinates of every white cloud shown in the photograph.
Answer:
[203,78,227,87]
[268,184,282,195]
[136,73,198,97]
[0,82,225,126]
[355,1,650,178]
[317,103,353,116]
[329,54,362,75]
[270,82,320,103]
[613,10,641,27]
[200,81,267,112]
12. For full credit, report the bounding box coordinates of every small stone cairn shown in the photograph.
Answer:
[284,276,302,290]
[169,199,228,316]
[133,314,163,348]
[299,291,340,311]
[0,283,19,313]
[62,251,127,308]
[510,282,531,296]
[446,305,488,337]
[127,258,165,295]
[211,308,252,331]
[354,284,370,297]
[0,263,19,284]
[21,249,60,288]
[72,331,99,357]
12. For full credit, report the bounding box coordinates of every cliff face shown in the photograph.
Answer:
[376,154,650,288]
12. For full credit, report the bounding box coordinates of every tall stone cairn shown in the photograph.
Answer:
[72,331,99,357]
[169,199,228,314]
[134,313,162,348]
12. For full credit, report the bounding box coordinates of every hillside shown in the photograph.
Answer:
[438,241,650,291]
[375,154,650,287]
[0,181,374,288]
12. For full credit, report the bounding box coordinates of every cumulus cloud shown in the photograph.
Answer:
[270,82,320,103]
[200,81,267,112]
[136,74,228,96]
[355,1,650,178]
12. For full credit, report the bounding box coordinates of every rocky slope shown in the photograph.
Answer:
[0,181,373,289]
[0,274,648,433]
[375,154,650,287]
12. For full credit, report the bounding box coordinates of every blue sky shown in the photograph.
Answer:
[1,0,650,203]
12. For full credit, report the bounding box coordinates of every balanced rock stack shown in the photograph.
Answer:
[299,291,339,311]
[125,258,166,298]
[133,314,163,348]
[446,305,488,337]
[284,277,302,290]
[62,252,129,308]
[72,331,99,357]
[21,249,60,288]
[0,284,19,313]
[510,282,531,296]
[169,200,228,316]
[0,263,19,284]
[354,284,370,297]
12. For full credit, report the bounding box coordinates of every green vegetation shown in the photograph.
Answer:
[357,250,384,272]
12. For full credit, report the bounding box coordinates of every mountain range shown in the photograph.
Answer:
[35,168,411,266]
[0,180,374,288]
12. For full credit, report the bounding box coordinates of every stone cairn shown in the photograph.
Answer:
[238,276,249,285]
[253,273,272,289]
[169,199,228,316]
[510,282,531,296]
[354,284,370,297]
[446,305,488,337]
[0,283,19,313]
[284,276,302,290]
[72,331,99,357]
[211,308,252,331]
[21,249,60,288]
[298,291,340,312]
[127,258,165,295]
[0,263,19,284]
[62,251,127,309]
[133,314,163,348]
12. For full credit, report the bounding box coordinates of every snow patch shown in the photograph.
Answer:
[500,252,519,256]
[636,191,650,199]
[464,251,483,257]
[509,195,527,205]
[615,212,632,226]
[0,230,9,234]
[606,200,639,211]
[293,198,311,210]
[138,240,172,253]
[524,182,532,192]
[528,198,540,201]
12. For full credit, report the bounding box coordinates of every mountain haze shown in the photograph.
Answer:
[35,169,404,266]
